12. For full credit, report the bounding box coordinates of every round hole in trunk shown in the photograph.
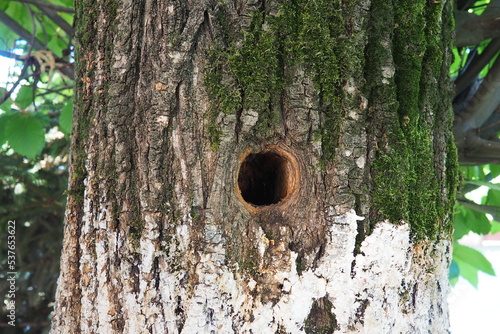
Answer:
[237,147,298,207]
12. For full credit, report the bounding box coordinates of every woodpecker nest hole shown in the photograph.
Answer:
[237,146,299,208]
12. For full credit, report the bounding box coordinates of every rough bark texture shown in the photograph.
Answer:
[52,0,457,333]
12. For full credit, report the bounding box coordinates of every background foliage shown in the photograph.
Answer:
[0,0,73,332]
[450,0,500,287]
[1,0,500,332]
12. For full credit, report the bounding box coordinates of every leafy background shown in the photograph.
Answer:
[0,0,500,333]
[450,0,500,287]
[0,0,73,333]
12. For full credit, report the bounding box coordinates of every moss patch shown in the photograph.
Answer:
[129,220,145,249]
[205,0,359,159]
[366,0,458,240]
[71,0,119,198]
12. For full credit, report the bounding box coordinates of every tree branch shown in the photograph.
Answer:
[454,50,500,138]
[478,108,500,140]
[456,132,500,165]
[0,10,46,49]
[0,61,33,106]
[454,38,500,95]
[457,197,500,221]
[455,9,500,47]
[0,49,23,60]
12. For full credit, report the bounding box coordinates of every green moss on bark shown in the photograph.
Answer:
[71,0,119,197]
[367,0,458,240]
[129,220,145,248]
[205,0,358,158]
[205,0,457,241]
[69,0,99,201]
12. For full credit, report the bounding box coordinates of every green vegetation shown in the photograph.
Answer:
[451,164,500,286]
[0,1,73,332]
[449,0,500,287]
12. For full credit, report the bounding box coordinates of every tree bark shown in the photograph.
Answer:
[52,0,458,333]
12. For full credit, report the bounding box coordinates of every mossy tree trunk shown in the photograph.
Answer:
[51,0,457,333]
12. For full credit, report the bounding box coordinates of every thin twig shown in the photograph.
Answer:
[36,4,74,37]
[37,86,73,98]
[0,65,38,106]
[0,49,24,60]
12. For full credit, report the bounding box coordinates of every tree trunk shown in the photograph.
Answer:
[51,0,458,333]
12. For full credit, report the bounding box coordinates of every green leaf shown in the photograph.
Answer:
[34,113,51,128]
[453,205,471,240]
[0,112,14,145]
[5,2,29,29]
[5,113,45,158]
[449,275,458,287]
[471,0,491,15]
[460,165,485,180]
[487,165,500,179]
[491,221,500,234]
[486,188,500,207]
[453,242,496,287]
[59,100,73,134]
[454,257,479,287]
[47,36,67,58]
[479,41,498,78]
[15,86,35,110]
[450,47,462,78]
[60,11,74,26]
[53,0,74,7]
[460,206,491,235]
[36,24,56,46]
[453,243,495,279]
[0,87,13,112]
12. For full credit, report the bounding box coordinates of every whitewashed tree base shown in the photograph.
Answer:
[54,210,449,334]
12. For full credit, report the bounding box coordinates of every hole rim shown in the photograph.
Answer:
[236,145,300,213]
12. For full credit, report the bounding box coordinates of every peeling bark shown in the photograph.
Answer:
[52,0,456,333]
